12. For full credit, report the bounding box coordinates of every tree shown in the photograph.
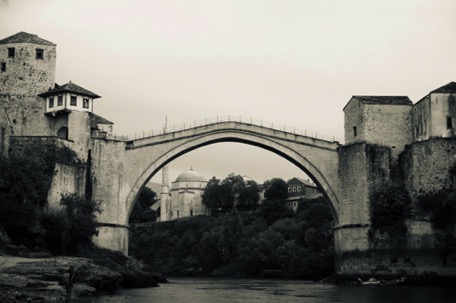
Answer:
[203,174,260,213]
[263,178,288,201]
[237,180,260,208]
[60,194,101,253]
[259,199,293,225]
[202,177,233,211]
[129,187,158,223]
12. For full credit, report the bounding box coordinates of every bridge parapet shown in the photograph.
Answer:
[126,118,341,151]
[105,116,340,143]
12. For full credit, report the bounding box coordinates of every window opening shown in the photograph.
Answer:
[447,116,453,129]
[57,95,63,106]
[1,62,5,72]
[353,126,357,137]
[83,98,89,109]
[7,47,15,58]
[70,96,77,106]
[49,97,54,108]
[36,49,44,60]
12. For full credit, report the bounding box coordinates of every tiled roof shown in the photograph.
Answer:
[295,178,317,188]
[430,82,456,94]
[39,82,100,98]
[90,113,113,127]
[287,177,317,188]
[0,31,56,46]
[353,96,412,105]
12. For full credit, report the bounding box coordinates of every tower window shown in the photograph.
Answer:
[36,49,44,60]
[7,47,15,58]
[447,116,453,129]
[83,98,89,109]
[49,97,54,108]
[0,62,5,72]
[353,126,357,137]
[57,95,63,106]
[70,96,77,106]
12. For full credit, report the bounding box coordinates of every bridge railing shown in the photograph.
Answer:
[96,116,340,143]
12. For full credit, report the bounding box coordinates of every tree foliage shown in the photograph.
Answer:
[417,189,456,265]
[263,178,288,201]
[41,194,102,254]
[129,187,158,223]
[371,183,411,234]
[129,195,335,279]
[202,174,260,213]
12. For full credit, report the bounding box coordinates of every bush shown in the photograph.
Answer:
[0,194,41,248]
[40,210,69,254]
[371,183,411,235]
[40,194,101,254]
[417,189,456,265]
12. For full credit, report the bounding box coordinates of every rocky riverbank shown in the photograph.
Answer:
[0,246,167,302]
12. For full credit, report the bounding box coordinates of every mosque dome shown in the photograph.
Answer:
[175,169,207,183]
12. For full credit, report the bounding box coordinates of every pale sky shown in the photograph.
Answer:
[1,0,455,184]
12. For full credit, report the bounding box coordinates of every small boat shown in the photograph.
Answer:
[356,277,406,286]
[357,277,381,285]
[382,276,407,285]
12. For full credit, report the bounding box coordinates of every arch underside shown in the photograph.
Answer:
[126,130,340,224]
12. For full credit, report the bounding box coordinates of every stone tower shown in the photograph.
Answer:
[0,32,57,153]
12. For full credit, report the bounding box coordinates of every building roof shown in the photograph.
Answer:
[174,169,207,183]
[430,82,456,94]
[39,81,101,98]
[0,31,56,46]
[287,177,317,188]
[89,113,113,128]
[352,96,413,105]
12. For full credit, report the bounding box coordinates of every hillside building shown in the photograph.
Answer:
[0,31,112,206]
[286,177,321,212]
[343,81,456,159]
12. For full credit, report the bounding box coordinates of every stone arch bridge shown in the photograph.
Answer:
[90,117,371,274]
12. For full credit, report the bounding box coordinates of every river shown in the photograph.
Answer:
[98,277,456,303]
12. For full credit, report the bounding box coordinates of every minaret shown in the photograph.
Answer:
[160,165,170,221]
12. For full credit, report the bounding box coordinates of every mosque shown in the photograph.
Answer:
[159,166,209,221]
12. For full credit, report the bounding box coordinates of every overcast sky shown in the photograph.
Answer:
[1,0,455,184]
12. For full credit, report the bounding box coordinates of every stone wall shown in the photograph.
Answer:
[47,162,86,210]
[336,142,391,273]
[401,138,456,201]
[90,138,129,254]
[0,42,56,96]
[336,138,456,276]
[344,98,413,160]
[0,40,56,140]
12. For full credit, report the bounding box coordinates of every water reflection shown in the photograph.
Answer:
[98,277,456,303]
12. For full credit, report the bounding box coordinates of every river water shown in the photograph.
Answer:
[98,277,456,303]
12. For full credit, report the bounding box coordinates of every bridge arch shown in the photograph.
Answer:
[125,129,340,224]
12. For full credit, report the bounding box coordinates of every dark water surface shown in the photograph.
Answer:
[98,277,456,303]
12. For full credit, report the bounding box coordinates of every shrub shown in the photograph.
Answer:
[40,194,101,254]
[371,183,411,235]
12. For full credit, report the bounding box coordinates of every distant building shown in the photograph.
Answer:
[160,167,208,221]
[413,82,456,141]
[285,177,321,212]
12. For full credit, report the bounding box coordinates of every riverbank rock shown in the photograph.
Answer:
[81,248,167,287]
